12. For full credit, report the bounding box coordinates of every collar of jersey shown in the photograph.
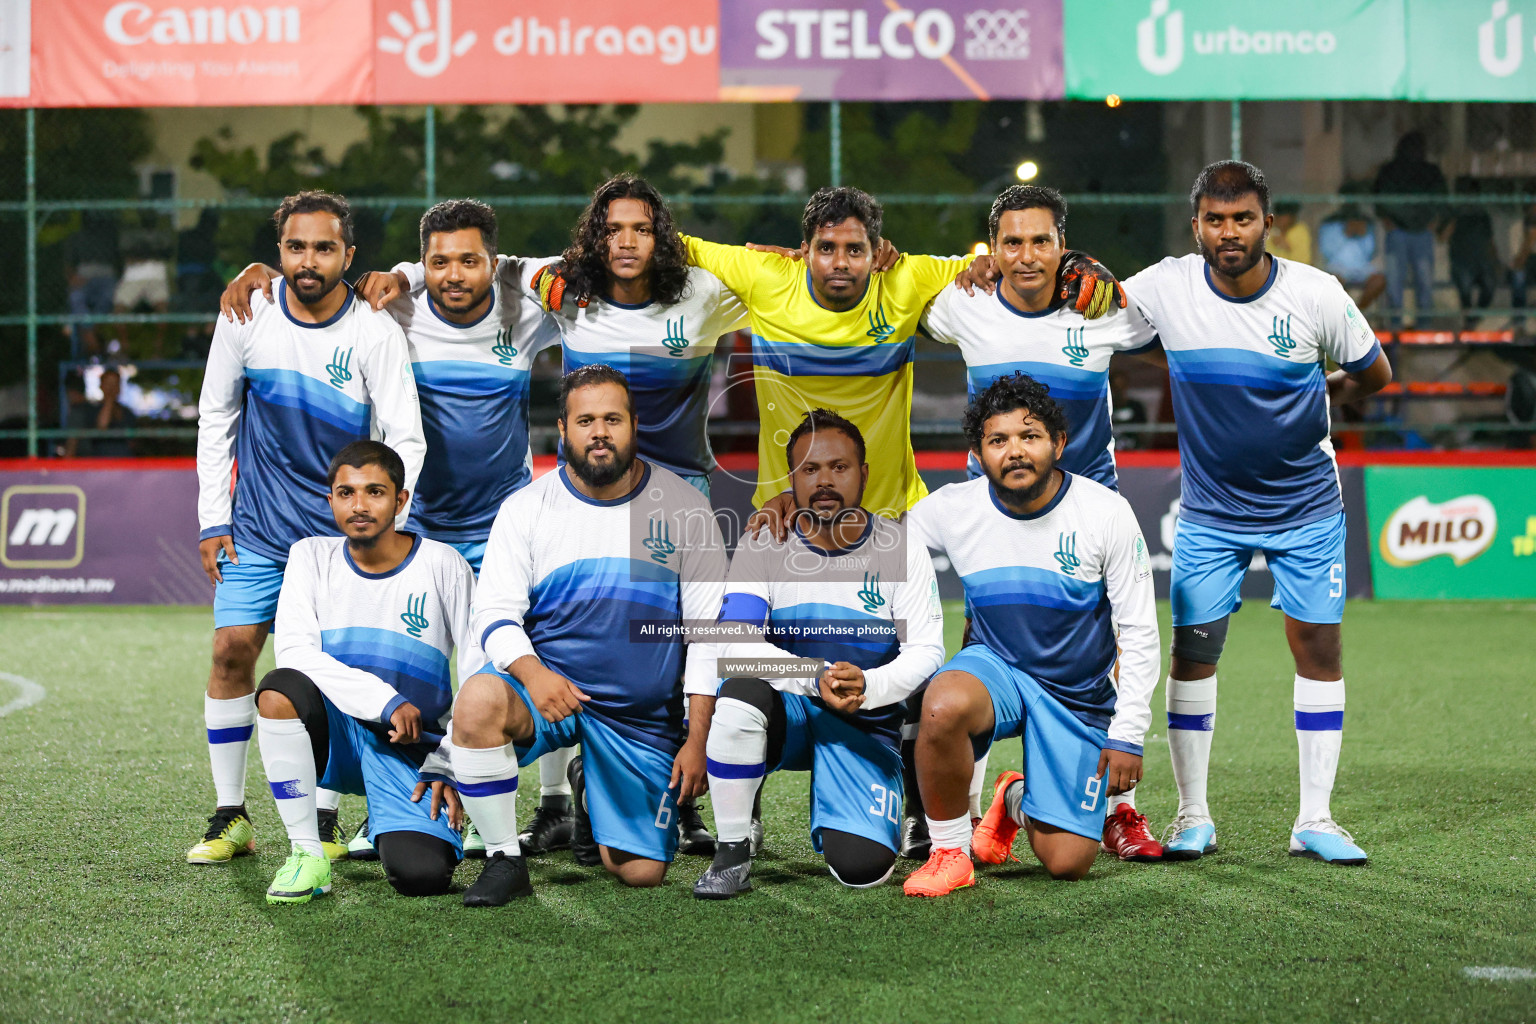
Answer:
[804,267,870,311]
[427,285,496,329]
[996,285,1057,319]
[988,470,1072,521]
[1202,254,1277,304]
[598,292,654,310]
[793,513,874,557]
[344,532,420,579]
[558,460,652,507]
[279,279,353,329]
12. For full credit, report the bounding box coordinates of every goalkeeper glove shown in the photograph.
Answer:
[1058,251,1126,320]
[530,261,584,313]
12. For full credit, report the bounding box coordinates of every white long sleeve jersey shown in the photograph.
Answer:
[197,283,425,562]
[715,515,945,726]
[472,462,728,751]
[274,535,481,778]
[905,473,1160,755]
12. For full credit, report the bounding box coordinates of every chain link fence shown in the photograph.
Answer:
[4,101,1535,459]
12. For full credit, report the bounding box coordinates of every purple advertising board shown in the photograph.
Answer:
[719,1,1063,101]
[0,464,210,606]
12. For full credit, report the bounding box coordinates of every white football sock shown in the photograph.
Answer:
[705,697,767,844]
[538,745,575,799]
[1294,675,1345,825]
[257,716,321,856]
[1167,675,1217,821]
[205,693,256,808]
[925,813,973,855]
[315,788,340,813]
[452,742,521,856]
[968,753,989,819]
[1113,787,1137,812]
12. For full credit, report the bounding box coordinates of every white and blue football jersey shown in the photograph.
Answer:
[921,285,1158,488]
[388,258,561,544]
[905,473,1159,753]
[197,283,425,562]
[473,461,728,748]
[715,515,946,718]
[274,535,480,740]
[1124,254,1382,532]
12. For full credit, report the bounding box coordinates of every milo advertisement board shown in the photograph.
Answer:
[1365,467,1536,600]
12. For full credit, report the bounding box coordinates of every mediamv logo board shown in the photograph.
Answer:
[1064,0,1406,99]
[1365,467,1536,600]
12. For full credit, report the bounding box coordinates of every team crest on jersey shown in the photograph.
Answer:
[643,518,676,565]
[1062,326,1089,367]
[865,305,895,341]
[858,572,886,614]
[326,347,354,388]
[400,592,430,637]
[1267,314,1297,358]
[1054,531,1081,576]
[492,328,519,365]
[662,316,690,358]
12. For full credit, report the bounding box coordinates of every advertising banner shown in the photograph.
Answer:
[27,0,373,107]
[718,0,1062,101]
[372,0,720,105]
[0,0,29,99]
[0,466,209,606]
[1404,0,1536,100]
[1064,0,1406,100]
[1365,467,1536,600]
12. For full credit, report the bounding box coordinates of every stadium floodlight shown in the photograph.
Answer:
[971,242,990,256]
[1106,94,1123,108]
[1014,160,1039,182]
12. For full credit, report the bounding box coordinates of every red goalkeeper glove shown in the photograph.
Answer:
[530,261,584,313]
[1058,251,1126,320]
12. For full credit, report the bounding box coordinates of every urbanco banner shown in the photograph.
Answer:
[719,0,1062,101]
[1064,0,1407,100]
[372,0,721,104]
[26,0,372,107]
[1405,0,1536,100]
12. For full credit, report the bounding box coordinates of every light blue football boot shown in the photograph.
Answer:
[1289,818,1368,865]
[1162,815,1217,861]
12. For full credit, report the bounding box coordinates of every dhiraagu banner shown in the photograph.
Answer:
[1365,467,1536,600]
[1064,0,1407,100]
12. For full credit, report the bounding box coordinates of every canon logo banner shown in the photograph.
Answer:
[102,3,300,46]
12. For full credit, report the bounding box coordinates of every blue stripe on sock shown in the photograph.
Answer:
[269,780,306,799]
[208,725,254,743]
[1167,712,1214,731]
[457,776,519,797]
[1294,710,1344,731]
[707,758,766,780]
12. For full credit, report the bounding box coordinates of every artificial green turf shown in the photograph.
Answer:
[0,601,1532,1023]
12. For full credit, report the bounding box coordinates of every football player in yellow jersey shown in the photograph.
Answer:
[681,186,962,519]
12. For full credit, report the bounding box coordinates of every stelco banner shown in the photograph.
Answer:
[718,1,1062,101]
[1365,467,1536,600]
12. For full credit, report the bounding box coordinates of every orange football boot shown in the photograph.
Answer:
[903,846,976,897]
[971,771,1024,865]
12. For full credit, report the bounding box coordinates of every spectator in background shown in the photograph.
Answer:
[1267,201,1312,265]
[65,366,136,458]
[1374,131,1447,324]
[1318,205,1387,310]
[115,210,175,357]
[64,212,120,359]
[1443,177,1501,327]
[1508,199,1536,328]
[1108,368,1148,452]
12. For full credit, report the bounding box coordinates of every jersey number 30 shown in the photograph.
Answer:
[868,784,901,825]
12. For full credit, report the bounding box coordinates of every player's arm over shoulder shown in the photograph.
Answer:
[680,234,783,302]
[891,252,969,300]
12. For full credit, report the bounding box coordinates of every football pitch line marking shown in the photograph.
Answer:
[0,671,46,717]
[1463,967,1536,981]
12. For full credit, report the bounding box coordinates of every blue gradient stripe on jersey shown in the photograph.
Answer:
[749,335,914,377]
[244,367,372,434]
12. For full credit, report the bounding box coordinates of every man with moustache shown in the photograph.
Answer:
[446,366,727,906]
[255,441,478,903]
[191,191,425,868]
[900,373,1159,897]
[693,410,944,898]
[1119,162,1392,865]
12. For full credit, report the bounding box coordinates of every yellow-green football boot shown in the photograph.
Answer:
[186,807,255,864]
[317,809,350,862]
[266,845,332,904]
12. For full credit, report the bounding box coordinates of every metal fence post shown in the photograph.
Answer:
[830,100,842,187]
[25,107,38,459]
[1230,99,1242,162]
[424,105,437,205]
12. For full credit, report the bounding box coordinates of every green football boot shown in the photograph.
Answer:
[265,845,333,904]
[186,806,255,864]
